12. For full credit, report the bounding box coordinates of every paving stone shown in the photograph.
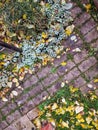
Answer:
[0,112,2,121]
[28,83,43,97]
[80,86,90,94]
[4,124,17,130]
[75,39,83,49]
[57,66,67,76]
[63,68,80,82]
[47,82,61,96]
[20,100,35,115]
[1,103,17,116]
[84,28,98,43]
[14,87,23,95]
[62,35,81,49]
[95,89,98,96]
[27,108,39,120]
[0,121,8,130]
[71,1,77,8]
[37,66,51,79]
[53,54,67,67]
[80,18,97,35]
[58,60,75,76]
[6,110,21,124]
[74,12,91,26]
[33,91,48,105]
[71,7,82,19]
[29,75,39,85]
[78,57,97,72]
[85,65,98,80]
[87,80,98,90]
[71,76,86,88]
[66,60,76,70]
[73,50,88,64]
[24,72,32,81]
[14,115,35,130]
[16,94,29,106]
[22,80,33,89]
[42,73,59,87]
[0,100,6,109]
[91,39,98,48]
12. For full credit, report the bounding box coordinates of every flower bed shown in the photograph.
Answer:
[0,0,74,99]
[33,85,98,130]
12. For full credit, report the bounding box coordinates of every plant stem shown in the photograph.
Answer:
[0,40,22,53]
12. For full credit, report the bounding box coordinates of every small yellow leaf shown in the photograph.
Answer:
[61,61,67,66]
[7,82,12,88]
[2,97,8,102]
[84,4,91,12]
[86,117,92,124]
[65,29,71,36]
[94,79,98,83]
[34,118,41,128]
[19,76,24,81]
[61,121,69,128]
[65,25,75,36]
[13,78,18,83]
[80,124,87,129]
[23,14,27,19]
[51,103,58,110]
[42,32,48,39]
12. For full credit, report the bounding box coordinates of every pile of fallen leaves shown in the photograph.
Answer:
[33,85,98,130]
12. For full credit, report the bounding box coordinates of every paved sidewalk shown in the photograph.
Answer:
[0,1,98,130]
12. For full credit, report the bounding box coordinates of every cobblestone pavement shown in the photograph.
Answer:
[0,1,98,130]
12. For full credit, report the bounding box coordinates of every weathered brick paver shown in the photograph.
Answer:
[84,28,98,42]
[80,18,97,35]
[6,110,21,124]
[0,121,8,130]
[73,12,91,26]
[78,57,97,72]
[0,1,98,130]
[73,49,88,64]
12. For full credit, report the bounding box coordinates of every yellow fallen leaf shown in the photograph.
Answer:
[80,124,87,129]
[13,78,18,83]
[2,97,8,102]
[94,78,98,83]
[61,61,67,66]
[19,76,24,81]
[23,14,27,19]
[42,32,48,39]
[51,103,58,110]
[61,121,69,128]
[7,82,12,88]
[65,25,75,36]
[34,118,41,129]
[48,118,56,127]
[84,4,91,12]
[0,54,6,59]
[0,62,5,69]
[86,117,92,124]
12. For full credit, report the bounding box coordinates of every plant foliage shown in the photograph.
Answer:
[34,85,98,130]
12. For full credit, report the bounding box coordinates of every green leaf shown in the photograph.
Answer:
[50,67,57,73]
